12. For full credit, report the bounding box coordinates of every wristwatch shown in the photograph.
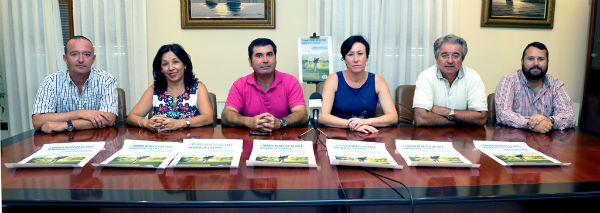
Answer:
[185,118,191,128]
[66,120,74,132]
[548,116,555,124]
[447,109,456,121]
[279,118,288,129]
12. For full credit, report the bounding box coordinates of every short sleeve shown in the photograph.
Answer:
[225,78,244,112]
[99,76,118,115]
[466,70,488,112]
[32,75,58,115]
[412,72,434,111]
[286,77,306,109]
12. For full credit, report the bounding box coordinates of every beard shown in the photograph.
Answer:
[522,64,547,80]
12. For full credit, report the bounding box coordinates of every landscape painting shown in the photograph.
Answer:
[181,0,275,29]
[481,0,555,28]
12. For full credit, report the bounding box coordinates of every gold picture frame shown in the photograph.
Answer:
[481,0,555,28]
[181,0,275,29]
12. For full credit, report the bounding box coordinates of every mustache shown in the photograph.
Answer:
[529,65,542,71]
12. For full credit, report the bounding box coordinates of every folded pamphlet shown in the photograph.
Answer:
[395,140,479,168]
[246,140,317,168]
[5,141,105,168]
[94,139,181,169]
[473,140,570,166]
[326,139,403,169]
[169,139,243,168]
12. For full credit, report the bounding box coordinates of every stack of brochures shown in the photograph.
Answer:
[5,142,105,168]
[168,139,243,168]
[473,140,570,166]
[326,139,403,169]
[246,140,317,168]
[395,140,479,168]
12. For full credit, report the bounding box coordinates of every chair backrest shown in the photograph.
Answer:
[487,93,496,125]
[116,88,127,122]
[395,85,416,124]
[316,82,325,95]
[208,92,218,124]
[316,82,384,117]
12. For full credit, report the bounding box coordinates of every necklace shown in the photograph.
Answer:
[167,86,185,97]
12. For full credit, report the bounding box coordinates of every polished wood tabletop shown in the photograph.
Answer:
[2,124,600,212]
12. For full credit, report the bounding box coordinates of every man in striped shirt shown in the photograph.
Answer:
[32,36,117,133]
[495,42,575,133]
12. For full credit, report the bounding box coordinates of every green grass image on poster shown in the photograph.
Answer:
[256,156,308,164]
[495,154,553,163]
[409,156,464,163]
[108,156,165,167]
[27,156,84,164]
[177,156,233,167]
[302,60,329,81]
[335,156,389,164]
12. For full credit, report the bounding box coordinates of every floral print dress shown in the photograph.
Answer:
[152,82,200,119]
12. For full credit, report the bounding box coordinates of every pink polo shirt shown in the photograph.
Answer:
[225,70,306,118]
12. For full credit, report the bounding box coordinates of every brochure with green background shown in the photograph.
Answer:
[473,140,570,166]
[95,139,181,169]
[326,139,403,169]
[395,140,478,168]
[247,140,317,168]
[5,141,105,168]
[169,139,243,168]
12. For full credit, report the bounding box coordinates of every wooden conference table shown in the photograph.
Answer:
[2,124,600,212]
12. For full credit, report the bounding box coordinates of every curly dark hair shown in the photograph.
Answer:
[152,44,198,94]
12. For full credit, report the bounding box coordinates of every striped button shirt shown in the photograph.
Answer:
[494,70,575,130]
[32,69,118,116]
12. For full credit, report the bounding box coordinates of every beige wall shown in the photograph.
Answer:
[146,0,308,102]
[457,0,590,105]
[146,0,590,107]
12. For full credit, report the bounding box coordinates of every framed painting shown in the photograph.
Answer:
[181,0,275,29]
[481,0,555,28]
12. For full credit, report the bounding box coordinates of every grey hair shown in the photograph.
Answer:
[433,34,468,59]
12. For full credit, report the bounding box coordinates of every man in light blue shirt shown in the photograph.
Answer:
[413,34,487,126]
[32,35,117,133]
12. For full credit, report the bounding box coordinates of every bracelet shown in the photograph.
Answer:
[137,117,143,127]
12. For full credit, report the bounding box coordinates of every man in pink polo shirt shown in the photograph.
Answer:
[222,38,308,132]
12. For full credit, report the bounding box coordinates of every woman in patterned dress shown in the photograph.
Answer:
[127,44,214,132]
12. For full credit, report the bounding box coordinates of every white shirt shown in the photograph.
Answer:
[413,65,487,112]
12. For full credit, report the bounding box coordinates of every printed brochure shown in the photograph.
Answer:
[326,139,403,169]
[169,139,243,168]
[5,142,105,168]
[94,139,181,169]
[395,140,479,168]
[247,140,317,168]
[473,140,570,166]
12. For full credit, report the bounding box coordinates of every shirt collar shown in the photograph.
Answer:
[435,65,464,80]
[65,68,96,86]
[246,69,282,92]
